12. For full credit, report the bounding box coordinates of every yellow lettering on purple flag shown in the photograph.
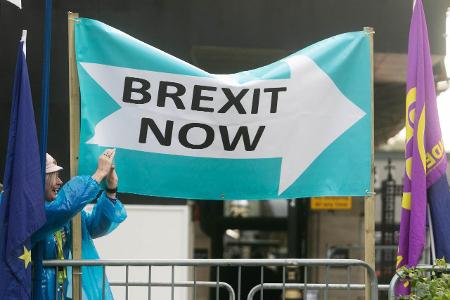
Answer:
[417,108,426,172]
[402,192,412,210]
[405,88,416,144]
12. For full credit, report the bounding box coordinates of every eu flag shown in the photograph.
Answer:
[396,0,449,295]
[0,37,46,299]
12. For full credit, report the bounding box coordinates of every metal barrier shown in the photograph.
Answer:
[388,264,450,300]
[43,258,379,300]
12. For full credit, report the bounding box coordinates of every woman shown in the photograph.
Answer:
[31,149,127,300]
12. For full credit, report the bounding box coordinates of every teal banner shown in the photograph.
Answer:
[75,18,372,200]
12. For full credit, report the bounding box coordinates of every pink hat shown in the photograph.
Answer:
[46,153,63,174]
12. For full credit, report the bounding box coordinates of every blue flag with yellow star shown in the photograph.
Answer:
[0,38,46,299]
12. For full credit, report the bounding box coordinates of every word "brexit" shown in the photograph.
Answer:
[123,77,287,115]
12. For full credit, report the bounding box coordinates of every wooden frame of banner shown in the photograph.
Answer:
[68,11,82,300]
[364,26,376,300]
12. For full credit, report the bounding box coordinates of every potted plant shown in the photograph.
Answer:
[397,259,450,300]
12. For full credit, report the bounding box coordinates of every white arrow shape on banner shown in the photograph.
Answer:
[80,55,366,194]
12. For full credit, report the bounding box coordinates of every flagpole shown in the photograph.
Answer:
[39,0,52,188]
[34,0,53,298]
[22,28,42,300]
[68,12,82,300]
[363,26,376,300]
[427,204,436,263]
[20,30,27,54]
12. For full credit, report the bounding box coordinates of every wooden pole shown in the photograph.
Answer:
[364,26,376,300]
[68,12,82,300]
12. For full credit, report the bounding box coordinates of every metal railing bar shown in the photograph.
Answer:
[388,274,399,300]
[108,281,235,300]
[238,266,242,300]
[259,282,370,289]
[171,265,175,300]
[109,280,232,288]
[247,283,374,300]
[86,280,376,298]
[125,265,129,300]
[43,258,376,267]
[366,263,378,300]
[260,266,264,300]
[102,266,106,300]
[304,266,308,300]
[216,265,220,300]
[148,265,151,300]
[193,265,196,300]
[282,266,286,300]
[107,281,379,290]
[346,266,351,300]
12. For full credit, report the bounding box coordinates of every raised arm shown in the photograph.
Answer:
[85,154,126,238]
[84,193,127,239]
[31,149,116,245]
[31,175,101,244]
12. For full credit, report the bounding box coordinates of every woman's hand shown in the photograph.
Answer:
[106,165,118,189]
[91,149,116,184]
[106,165,118,199]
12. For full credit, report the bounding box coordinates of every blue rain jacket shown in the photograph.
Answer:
[30,175,127,300]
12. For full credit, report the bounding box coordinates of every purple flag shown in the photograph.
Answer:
[396,0,447,295]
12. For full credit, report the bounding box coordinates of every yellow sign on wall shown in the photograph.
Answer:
[310,196,352,210]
